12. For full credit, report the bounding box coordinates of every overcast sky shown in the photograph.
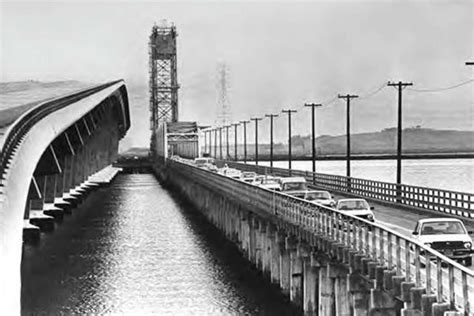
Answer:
[1,0,473,147]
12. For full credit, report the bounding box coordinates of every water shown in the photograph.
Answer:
[21,173,299,315]
[256,159,474,193]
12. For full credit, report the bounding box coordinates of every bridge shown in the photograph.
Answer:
[1,22,473,316]
[0,80,130,313]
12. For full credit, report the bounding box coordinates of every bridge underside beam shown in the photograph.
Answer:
[0,81,130,314]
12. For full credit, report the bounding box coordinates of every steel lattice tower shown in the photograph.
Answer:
[215,63,232,127]
[149,22,179,148]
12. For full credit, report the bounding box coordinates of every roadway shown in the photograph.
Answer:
[313,187,474,269]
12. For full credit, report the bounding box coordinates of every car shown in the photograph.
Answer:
[412,218,473,266]
[279,177,308,198]
[194,157,214,168]
[304,190,336,208]
[257,177,281,191]
[240,171,257,183]
[335,198,375,222]
[218,167,242,179]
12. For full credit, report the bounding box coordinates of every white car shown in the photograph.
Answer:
[412,218,473,266]
[257,177,281,191]
[240,171,257,183]
[279,177,308,198]
[304,190,336,208]
[335,198,375,222]
[218,167,242,179]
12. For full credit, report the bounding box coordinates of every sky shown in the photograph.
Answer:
[1,0,473,148]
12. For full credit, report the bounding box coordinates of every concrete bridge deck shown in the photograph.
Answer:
[156,157,473,316]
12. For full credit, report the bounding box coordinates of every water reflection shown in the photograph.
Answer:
[22,174,300,315]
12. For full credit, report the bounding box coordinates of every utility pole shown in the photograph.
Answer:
[240,120,249,163]
[232,123,239,161]
[219,127,223,160]
[251,118,263,165]
[388,81,413,202]
[208,129,212,156]
[265,114,278,170]
[304,103,322,183]
[225,125,231,159]
[282,109,297,174]
[337,94,358,179]
[214,128,218,158]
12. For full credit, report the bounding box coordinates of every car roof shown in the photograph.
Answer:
[280,177,306,183]
[306,190,330,194]
[418,218,463,223]
[337,198,367,202]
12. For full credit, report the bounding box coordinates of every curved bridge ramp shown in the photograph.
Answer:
[0,80,130,314]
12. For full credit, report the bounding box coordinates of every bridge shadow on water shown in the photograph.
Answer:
[21,171,301,315]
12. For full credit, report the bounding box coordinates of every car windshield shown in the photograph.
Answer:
[306,192,330,200]
[420,222,466,235]
[243,172,256,178]
[195,159,207,164]
[282,182,307,191]
[337,200,369,210]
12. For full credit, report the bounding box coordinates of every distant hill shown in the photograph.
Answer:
[227,127,474,158]
[284,127,474,156]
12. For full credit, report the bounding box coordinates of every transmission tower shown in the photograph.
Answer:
[149,21,179,148]
[215,63,232,127]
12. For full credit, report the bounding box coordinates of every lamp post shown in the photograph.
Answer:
[304,103,322,182]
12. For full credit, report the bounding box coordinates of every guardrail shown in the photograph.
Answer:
[218,161,474,221]
[0,80,124,181]
[168,158,473,315]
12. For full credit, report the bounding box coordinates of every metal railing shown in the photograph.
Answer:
[0,80,123,181]
[219,161,474,220]
[168,158,473,315]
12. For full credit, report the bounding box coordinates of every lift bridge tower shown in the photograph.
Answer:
[149,22,179,152]
[149,22,199,159]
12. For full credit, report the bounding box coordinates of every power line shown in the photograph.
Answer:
[408,78,474,93]
[358,82,387,99]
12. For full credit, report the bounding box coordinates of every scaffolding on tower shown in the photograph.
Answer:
[149,21,179,152]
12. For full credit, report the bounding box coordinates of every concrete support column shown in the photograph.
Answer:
[280,244,291,296]
[262,225,274,279]
[336,272,351,316]
[271,231,283,285]
[248,217,257,264]
[348,273,369,315]
[30,176,45,211]
[255,222,264,270]
[303,255,319,315]
[288,241,303,308]
[43,174,57,204]
[319,264,335,316]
